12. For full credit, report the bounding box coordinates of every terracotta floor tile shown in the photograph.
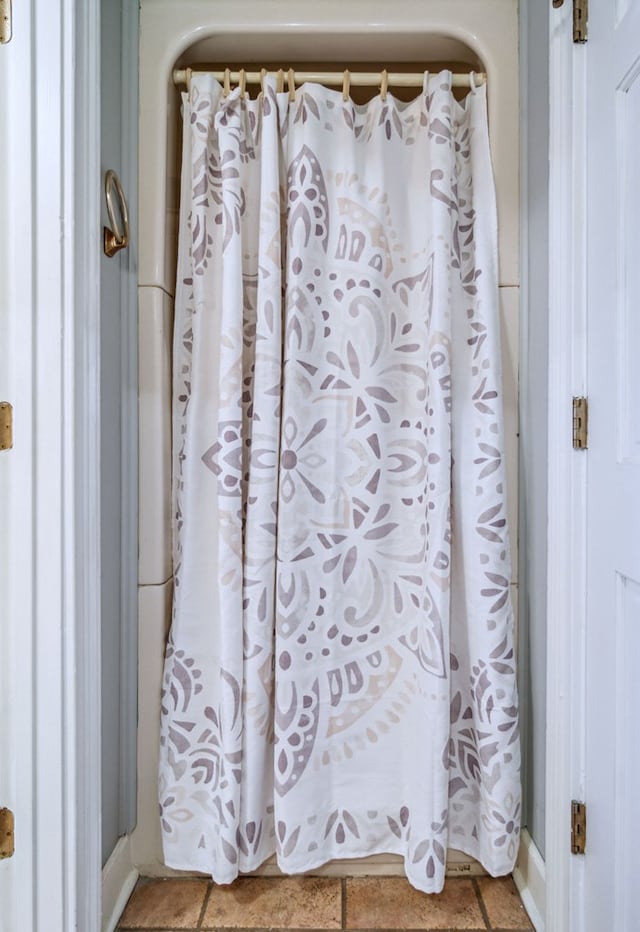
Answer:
[345,876,486,930]
[117,877,209,929]
[201,876,342,929]
[477,876,533,930]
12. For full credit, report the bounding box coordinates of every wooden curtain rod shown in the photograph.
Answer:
[172,67,487,94]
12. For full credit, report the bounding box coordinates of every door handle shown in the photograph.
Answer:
[103,169,130,258]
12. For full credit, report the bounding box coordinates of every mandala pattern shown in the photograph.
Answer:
[160,72,520,893]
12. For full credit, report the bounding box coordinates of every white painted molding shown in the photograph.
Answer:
[0,2,38,927]
[102,837,139,932]
[546,4,588,932]
[0,0,102,930]
[514,830,546,932]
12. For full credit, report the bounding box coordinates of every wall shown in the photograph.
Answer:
[133,0,520,875]
[100,0,139,867]
[519,0,548,857]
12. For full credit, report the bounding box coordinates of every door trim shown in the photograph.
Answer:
[0,2,589,928]
[102,837,138,932]
[0,0,103,929]
[546,4,588,931]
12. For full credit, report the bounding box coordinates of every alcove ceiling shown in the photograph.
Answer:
[175,32,483,70]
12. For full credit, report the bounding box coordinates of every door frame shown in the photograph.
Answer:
[0,0,102,929]
[545,3,588,931]
[0,1,589,930]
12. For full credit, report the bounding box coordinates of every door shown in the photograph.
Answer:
[100,0,138,867]
[584,2,640,928]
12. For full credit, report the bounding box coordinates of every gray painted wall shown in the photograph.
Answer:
[101,0,139,866]
[519,0,548,857]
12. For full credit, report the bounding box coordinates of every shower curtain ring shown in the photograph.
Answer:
[223,68,231,97]
[288,68,296,102]
[342,69,350,102]
[260,68,267,98]
[380,69,388,102]
[469,70,477,92]
[277,69,284,93]
[185,67,193,93]
[239,68,247,99]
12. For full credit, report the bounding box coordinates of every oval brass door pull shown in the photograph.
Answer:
[104,169,130,257]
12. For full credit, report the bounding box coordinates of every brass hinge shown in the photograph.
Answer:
[0,0,12,44]
[551,0,588,43]
[0,402,13,451]
[572,396,588,449]
[573,0,588,43]
[571,800,587,854]
[0,808,14,859]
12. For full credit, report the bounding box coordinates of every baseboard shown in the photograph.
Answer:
[245,848,486,878]
[513,829,546,932]
[132,847,486,880]
[102,835,139,932]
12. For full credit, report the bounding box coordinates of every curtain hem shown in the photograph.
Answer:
[162,836,519,894]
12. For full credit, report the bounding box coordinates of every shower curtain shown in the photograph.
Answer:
[159,72,520,893]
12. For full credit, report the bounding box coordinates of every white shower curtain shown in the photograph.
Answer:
[159,72,520,893]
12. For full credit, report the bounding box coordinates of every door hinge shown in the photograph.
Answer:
[573,0,588,43]
[0,808,14,859]
[552,0,588,43]
[0,402,13,451]
[571,800,587,854]
[0,0,12,44]
[572,396,588,449]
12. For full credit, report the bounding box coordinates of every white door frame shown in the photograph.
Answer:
[0,1,591,930]
[0,0,102,929]
[545,3,588,931]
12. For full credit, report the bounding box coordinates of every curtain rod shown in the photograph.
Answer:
[172,68,486,93]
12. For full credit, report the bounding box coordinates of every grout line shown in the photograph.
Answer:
[118,876,532,932]
[472,877,492,930]
[341,876,347,930]
[197,880,214,929]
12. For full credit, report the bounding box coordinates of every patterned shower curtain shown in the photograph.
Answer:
[159,72,520,893]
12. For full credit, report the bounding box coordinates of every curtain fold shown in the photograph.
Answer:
[160,72,520,893]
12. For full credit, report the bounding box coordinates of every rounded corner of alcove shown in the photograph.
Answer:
[138,1,519,294]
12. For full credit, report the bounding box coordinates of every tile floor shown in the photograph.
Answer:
[116,874,534,931]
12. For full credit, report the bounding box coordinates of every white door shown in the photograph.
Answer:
[584,2,640,928]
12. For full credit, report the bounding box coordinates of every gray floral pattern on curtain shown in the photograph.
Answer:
[159,72,520,893]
